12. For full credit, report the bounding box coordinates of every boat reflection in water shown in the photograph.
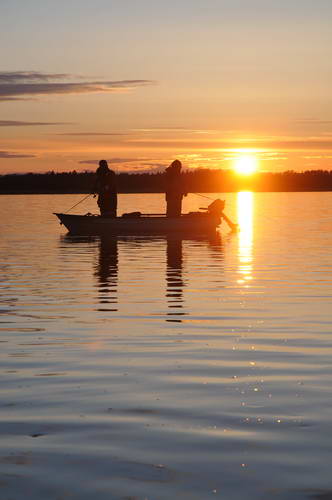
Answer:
[237,191,254,285]
[61,235,119,312]
[61,231,224,321]
[95,236,118,311]
[166,237,185,322]
[165,231,224,322]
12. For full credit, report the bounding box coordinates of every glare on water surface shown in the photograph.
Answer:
[237,191,254,284]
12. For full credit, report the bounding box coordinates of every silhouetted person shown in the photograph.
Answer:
[93,160,117,217]
[165,160,187,217]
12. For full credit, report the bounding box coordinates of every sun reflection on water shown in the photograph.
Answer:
[237,191,254,285]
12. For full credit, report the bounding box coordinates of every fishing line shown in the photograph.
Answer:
[192,192,214,201]
[64,193,92,214]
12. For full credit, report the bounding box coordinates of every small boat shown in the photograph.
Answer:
[54,211,222,236]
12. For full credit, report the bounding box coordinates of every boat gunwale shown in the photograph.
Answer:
[54,212,216,220]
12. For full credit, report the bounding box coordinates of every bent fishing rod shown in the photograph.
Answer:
[64,193,93,214]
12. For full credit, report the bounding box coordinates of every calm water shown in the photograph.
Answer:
[1,192,332,500]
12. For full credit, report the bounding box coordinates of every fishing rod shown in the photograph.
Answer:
[192,192,214,201]
[192,192,238,231]
[64,193,93,214]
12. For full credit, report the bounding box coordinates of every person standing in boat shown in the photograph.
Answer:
[93,160,117,217]
[165,160,187,217]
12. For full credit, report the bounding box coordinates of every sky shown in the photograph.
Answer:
[0,0,331,174]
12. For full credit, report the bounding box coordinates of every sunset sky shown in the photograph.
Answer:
[1,0,331,174]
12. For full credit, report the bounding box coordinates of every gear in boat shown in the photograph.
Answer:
[120,199,225,219]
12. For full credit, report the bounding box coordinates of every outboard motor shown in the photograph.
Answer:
[207,199,225,216]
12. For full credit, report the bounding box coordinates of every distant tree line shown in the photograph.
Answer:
[1,168,332,194]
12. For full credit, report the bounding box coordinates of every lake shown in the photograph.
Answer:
[1,192,332,500]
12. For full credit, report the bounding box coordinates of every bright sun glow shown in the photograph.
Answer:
[234,156,258,175]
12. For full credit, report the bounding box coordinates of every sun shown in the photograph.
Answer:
[234,156,258,175]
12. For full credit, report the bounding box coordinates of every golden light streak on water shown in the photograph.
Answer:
[237,191,254,285]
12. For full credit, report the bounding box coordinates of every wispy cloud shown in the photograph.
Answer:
[258,139,332,150]
[0,72,74,83]
[78,158,168,172]
[132,127,222,135]
[0,150,36,158]
[0,71,155,101]
[78,157,145,165]
[295,118,332,126]
[124,137,332,150]
[132,127,192,132]
[57,132,127,136]
[0,120,71,126]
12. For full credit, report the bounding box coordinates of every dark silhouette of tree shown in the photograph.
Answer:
[1,168,332,194]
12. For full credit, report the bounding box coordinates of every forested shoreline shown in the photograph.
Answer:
[1,169,332,194]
